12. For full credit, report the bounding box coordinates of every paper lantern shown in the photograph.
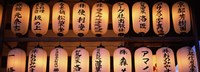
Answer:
[92,47,110,72]
[132,1,150,35]
[49,46,68,72]
[113,47,132,72]
[112,2,129,36]
[172,1,191,34]
[28,47,47,72]
[91,2,109,37]
[52,2,70,36]
[7,48,26,72]
[73,2,90,37]
[177,46,198,72]
[0,4,3,28]
[31,2,50,37]
[152,2,170,36]
[71,47,89,72]
[156,47,175,72]
[134,47,153,72]
[11,2,30,35]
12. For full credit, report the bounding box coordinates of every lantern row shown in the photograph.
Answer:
[7,46,198,72]
[6,1,191,37]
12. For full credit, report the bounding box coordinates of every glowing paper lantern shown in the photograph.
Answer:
[152,55,157,72]
[28,47,47,72]
[0,4,3,28]
[132,1,150,35]
[71,47,89,72]
[156,47,175,72]
[52,2,70,36]
[177,46,198,72]
[11,2,30,35]
[112,2,129,36]
[134,47,153,72]
[49,46,68,72]
[152,2,170,36]
[92,47,110,72]
[113,47,132,72]
[91,2,109,37]
[31,2,50,37]
[172,1,191,34]
[7,48,26,72]
[73,2,90,37]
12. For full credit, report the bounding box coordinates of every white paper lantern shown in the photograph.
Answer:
[73,2,90,37]
[49,47,68,72]
[113,47,132,72]
[52,2,70,36]
[134,47,153,72]
[7,48,26,72]
[177,46,198,72]
[156,47,175,72]
[28,47,47,72]
[172,1,191,34]
[112,2,129,36]
[91,2,109,37]
[31,2,50,37]
[71,47,89,72]
[152,55,157,72]
[11,2,30,35]
[0,4,3,28]
[92,47,110,72]
[132,1,150,35]
[152,2,170,36]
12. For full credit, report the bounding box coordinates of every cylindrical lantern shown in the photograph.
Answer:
[71,47,89,72]
[152,2,170,36]
[132,1,150,35]
[177,46,198,72]
[134,47,153,72]
[112,2,129,36]
[92,47,110,72]
[7,48,26,72]
[156,47,175,72]
[113,47,132,72]
[11,2,30,35]
[52,2,70,36]
[172,1,191,34]
[73,2,90,37]
[0,4,3,28]
[91,2,109,37]
[31,2,50,37]
[49,46,68,72]
[28,47,47,72]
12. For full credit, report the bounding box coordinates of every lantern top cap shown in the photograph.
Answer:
[77,44,85,49]
[55,45,63,48]
[97,43,105,48]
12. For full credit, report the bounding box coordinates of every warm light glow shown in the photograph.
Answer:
[28,47,47,72]
[132,1,150,34]
[92,47,110,72]
[156,47,175,72]
[177,46,198,72]
[172,1,191,34]
[49,47,68,72]
[91,2,109,36]
[112,2,129,36]
[52,2,70,36]
[31,2,50,36]
[134,47,153,72]
[0,4,3,28]
[152,2,170,36]
[11,2,30,35]
[152,55,157,72]
[73,2,90,37]
[71,48,89,72]
[113,47,132,72]
[7,48,26,72]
